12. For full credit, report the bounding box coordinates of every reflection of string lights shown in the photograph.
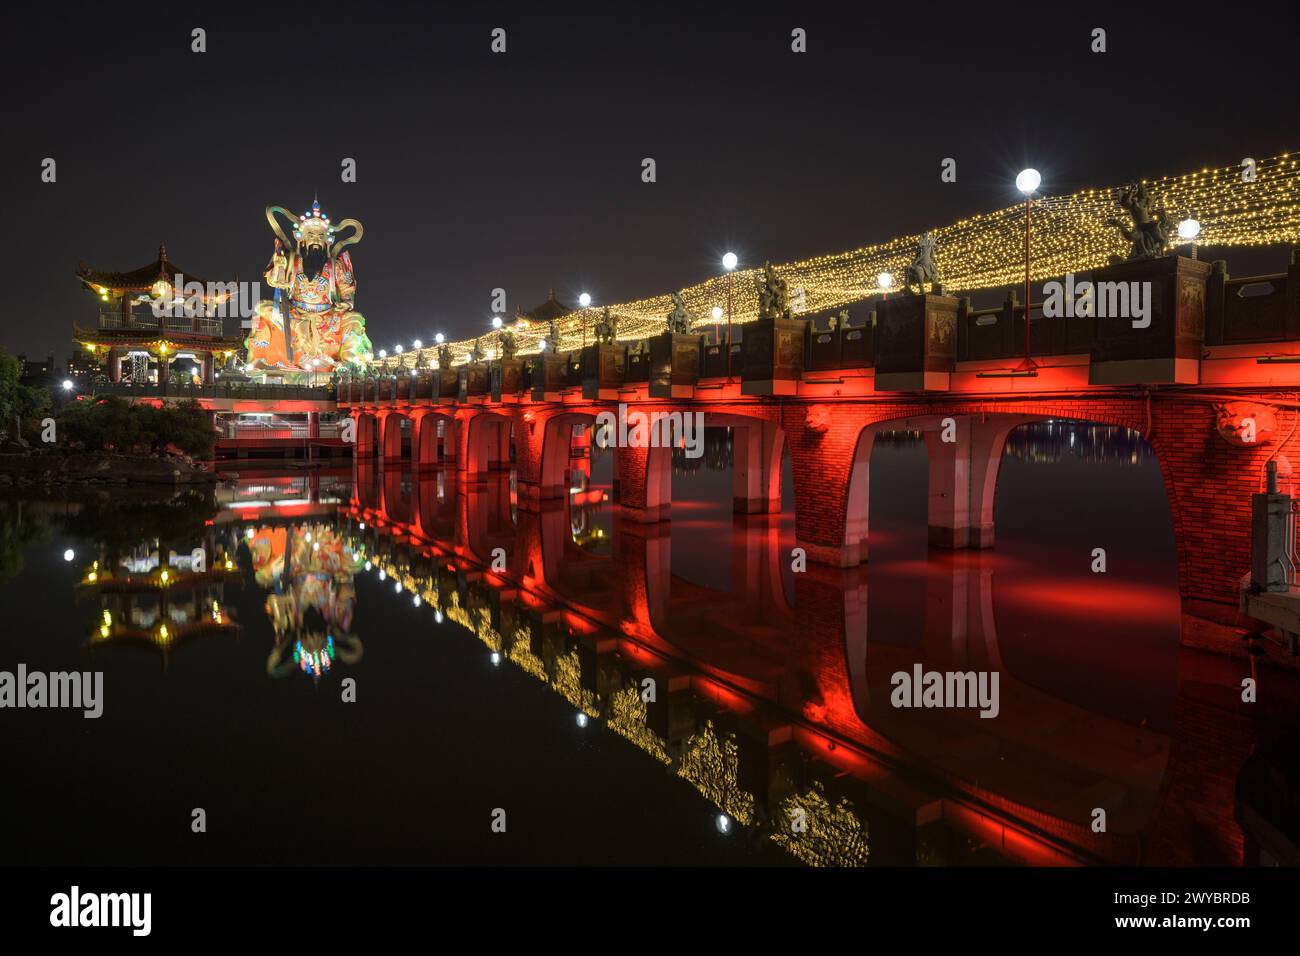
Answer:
[379,154,1300,372]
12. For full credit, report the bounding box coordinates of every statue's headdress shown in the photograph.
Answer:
[266,199,364,263]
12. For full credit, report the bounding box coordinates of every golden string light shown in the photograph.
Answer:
[387,153,1299,370]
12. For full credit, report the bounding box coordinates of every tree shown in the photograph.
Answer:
[56,396,216,458]
[0,348,52,443]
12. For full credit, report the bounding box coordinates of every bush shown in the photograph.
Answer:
[57,396,216,458]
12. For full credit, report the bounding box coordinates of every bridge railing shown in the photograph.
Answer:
[807,316,874,370]
[94,381,335,401]
[1206,254,1300,345]
[334,250,1300,404]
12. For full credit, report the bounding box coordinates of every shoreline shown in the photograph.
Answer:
[0,449,221,488]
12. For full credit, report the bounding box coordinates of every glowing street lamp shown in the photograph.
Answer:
[491,316,503,329]
[378,349,388,359]
[1015,168,1042,374]
[61,379,74,392]
[578,292,592,308]
[877,271,893,299]
[434,333,445,344]
[711,305,723,321]
[413,339,422,349]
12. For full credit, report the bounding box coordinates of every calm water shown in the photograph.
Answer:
[0,422,1282,866]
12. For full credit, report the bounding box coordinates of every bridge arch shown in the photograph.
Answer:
[538,411,599,500]
[459,409,514,481]
[613,407,786,521]
[413,410,458,468]
[381,409,413,461]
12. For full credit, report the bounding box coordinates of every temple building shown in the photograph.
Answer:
[72,243,245,385]
[515,288,571,324]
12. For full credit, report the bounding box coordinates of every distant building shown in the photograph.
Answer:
[17,353,56,387]
[66,351,99,380]
[515,289,571,324]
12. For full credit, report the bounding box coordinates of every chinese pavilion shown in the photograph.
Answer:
[72,243,245,384]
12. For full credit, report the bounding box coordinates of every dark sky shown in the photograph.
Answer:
[3,0,1296,362]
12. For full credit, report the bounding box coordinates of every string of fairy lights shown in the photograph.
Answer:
[377,152,1300,371]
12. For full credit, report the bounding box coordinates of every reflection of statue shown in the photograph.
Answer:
[1108,182,1174,263]
[754,263,791,320]
[261,524,365,680]
[437,345,453,369]
[666,292,694,334]
[594,307,617,344]
[255,199,374,374]
[905,233,942,295]
[498,329,517,360]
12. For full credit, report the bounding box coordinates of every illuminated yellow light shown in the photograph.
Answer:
[389,153,1300,372]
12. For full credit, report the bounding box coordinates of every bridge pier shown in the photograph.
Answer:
[380,409,406,462]
[729,418,784,514]
[353,411,378,458]
[613,443,671,523]
[458,410,511,482]
[924,416,1026,549]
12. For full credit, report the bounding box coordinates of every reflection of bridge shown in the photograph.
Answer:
[345,463,1297,865]
[341,253,1300,666]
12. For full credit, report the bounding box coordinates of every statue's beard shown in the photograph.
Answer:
[301,247,329,279]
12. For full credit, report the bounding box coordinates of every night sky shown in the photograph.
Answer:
[3,1,1295,363]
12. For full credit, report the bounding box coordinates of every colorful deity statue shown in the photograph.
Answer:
[247,199,374,375]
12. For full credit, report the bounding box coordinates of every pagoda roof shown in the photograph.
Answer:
[517,289,571,323]
[77,243,220,293]
[72,323,245,350]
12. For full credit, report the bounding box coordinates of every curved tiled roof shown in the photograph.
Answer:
[77,243,217,292]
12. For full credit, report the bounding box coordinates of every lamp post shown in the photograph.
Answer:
[722,252,737,380]
[1178,217,1201,260]
[579,292,591,347]
[877,271,892,301]
[1015,168,1041,374]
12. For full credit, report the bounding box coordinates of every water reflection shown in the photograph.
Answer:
[1,420,1293,867]
[259,523,364,680]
